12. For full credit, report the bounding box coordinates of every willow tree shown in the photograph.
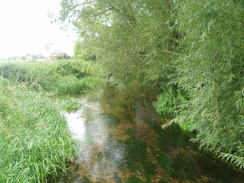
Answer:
[58,0,244,169]
[172,0,244,168]
[59,0,177,86]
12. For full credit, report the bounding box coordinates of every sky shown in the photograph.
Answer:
[0,0,77,58]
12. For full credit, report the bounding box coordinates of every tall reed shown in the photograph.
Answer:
[0,78,75,182]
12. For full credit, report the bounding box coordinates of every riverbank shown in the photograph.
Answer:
[0,60,103,183]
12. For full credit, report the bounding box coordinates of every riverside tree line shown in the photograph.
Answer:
[57,0,244,169]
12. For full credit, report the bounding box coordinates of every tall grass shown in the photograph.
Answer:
[59,96,82,112]
[0,60,103,182]
[56,76,102,94]
[0,78,75,182]
[0,60,103,94]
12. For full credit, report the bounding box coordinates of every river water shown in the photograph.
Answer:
[57,84,244,183]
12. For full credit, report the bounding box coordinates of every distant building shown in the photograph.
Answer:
[50,51,70,60]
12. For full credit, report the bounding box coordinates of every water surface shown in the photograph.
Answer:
[57,84,244,183]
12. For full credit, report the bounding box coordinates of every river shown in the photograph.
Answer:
[56,84,244,183]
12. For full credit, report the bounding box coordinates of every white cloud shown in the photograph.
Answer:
[0,0,76,58]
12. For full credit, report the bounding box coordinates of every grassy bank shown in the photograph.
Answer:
[0,60,103,182]
[0,60,102,93]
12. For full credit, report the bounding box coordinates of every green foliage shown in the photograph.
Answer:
[56,61,87,78]
[0,77,12,117]
[74,41,83,59]
[0,63,28,83]
[100,113,120,126]
[0,78,75,183]
[60,96,82,112]
[127,177,142,183]
[56,76,102,94]
[0,60,103,182]
[74,40,97,61]
[172,0,244,169]
[154,87,187,116]
[58,0,244,169]
[59,0,177,85]
[219,148,244,169]
[0,60,103,93]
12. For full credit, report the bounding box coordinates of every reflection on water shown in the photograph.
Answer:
[65,112,86,141]
[57,85,244,183]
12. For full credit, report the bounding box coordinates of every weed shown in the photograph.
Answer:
[60,96,82,112]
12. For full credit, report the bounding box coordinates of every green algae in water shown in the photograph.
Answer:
[125,128,156,180]
[85,115,96,123]
[58,175,91,183]
[143,117,163,136]
[97,151,103,162]
[119,103,129,110]
[79,176,91,183]
[127,128,135,139]
[159,179,167,183]
[149,146,180,178]
[74,164,79,171]
[192,154,240,183]
[100,113,120,126]
[112,172,122,183]
[122,113,134,123]
[144,161,156,176]
[128,176,143,183]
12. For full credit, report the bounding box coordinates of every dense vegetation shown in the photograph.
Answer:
[58,0,244,169]
[0,60,102,182]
